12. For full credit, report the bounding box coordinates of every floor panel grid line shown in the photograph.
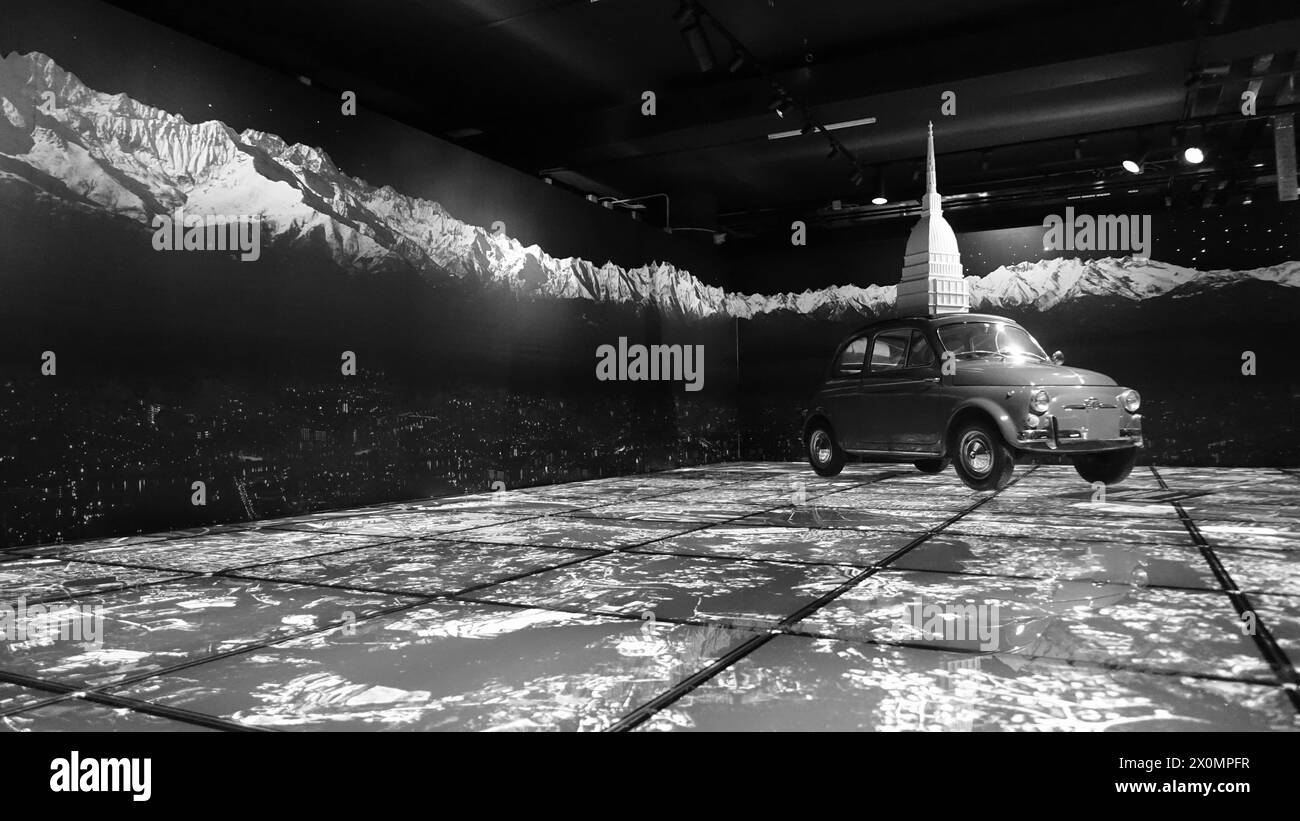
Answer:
[3,462,1296,732]
[605,466,1039,731]
[1150,465,1300,712]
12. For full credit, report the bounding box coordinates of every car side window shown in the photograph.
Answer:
[834,336,869,377]
[869,331,910,372]
[906,330,937,368]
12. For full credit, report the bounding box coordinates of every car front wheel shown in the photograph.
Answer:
[1073,448,1138,486]
[806,424,846,477]
[951,420,1015,491]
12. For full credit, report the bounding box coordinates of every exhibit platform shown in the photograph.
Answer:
[1,462,1297,731]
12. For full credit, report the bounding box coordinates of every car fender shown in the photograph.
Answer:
[801,405,834,438]
[944,397,1020,451]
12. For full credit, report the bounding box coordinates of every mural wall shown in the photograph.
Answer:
[0,2,740,546]
[2,0,1297,548]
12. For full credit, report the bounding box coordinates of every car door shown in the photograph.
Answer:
[859,329,944,452]
[854,329,913,450]
[822,334,870,449]
[894,330,947,452]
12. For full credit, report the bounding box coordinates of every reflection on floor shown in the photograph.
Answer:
[1,463,1298,732]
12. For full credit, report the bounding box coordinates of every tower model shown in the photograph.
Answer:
[896,123,970,316]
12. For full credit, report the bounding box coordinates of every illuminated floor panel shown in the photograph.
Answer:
[0,462,1296,732]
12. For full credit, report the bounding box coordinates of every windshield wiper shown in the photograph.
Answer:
[956,350,1005,359]
[1000,349,1050,362]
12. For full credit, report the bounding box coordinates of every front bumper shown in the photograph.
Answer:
[1015,412,1143,454]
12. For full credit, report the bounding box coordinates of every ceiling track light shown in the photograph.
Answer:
[680,22,716,72]
[1123,134,1149,174]
[689,5,872,177]
[673,1,715,72]
[870,171,888,205]
[1179,123,1206,165]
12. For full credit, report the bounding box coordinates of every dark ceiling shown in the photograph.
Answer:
[106,0,1300,241]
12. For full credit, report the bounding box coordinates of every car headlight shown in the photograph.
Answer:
[1120,389,1141,413]
[1029,389,1050,414]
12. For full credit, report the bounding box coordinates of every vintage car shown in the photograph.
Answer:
[802,313,1143,491]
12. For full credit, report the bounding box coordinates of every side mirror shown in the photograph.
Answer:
[1051,350,1066,365]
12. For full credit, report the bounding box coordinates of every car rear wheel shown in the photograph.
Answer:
[806,424,846,477]
[951,420,1015,491]
[914,457,950,474]
[1073,448,1138,486]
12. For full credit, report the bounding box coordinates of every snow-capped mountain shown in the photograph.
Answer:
[967,256,1300,311]
[2,51,1297,321]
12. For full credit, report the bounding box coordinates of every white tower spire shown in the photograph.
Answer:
[922,121,941,215]
[895,123,969,316]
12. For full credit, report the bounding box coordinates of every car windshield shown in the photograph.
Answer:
[937,322,1050,362]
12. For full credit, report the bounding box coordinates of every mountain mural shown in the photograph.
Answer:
[1,48,1297,548]
[3,50,1298,322]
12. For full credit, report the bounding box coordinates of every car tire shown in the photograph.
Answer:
[1072,448,1138,486]
[914,457,950,474]
[806,423,846,477]
[951,420,1015,491]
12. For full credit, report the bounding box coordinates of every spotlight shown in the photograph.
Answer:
[680,22,716,72]
[1124,131,1149,174]
[870,173,888,205]
[727,51,747,74]
[850,169,865,187]
[1184,146,1205,164]
[768,95,792,118]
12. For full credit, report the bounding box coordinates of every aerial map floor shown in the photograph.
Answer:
[0,462,1297,731]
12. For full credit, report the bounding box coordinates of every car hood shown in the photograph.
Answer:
[952,361,1118,387]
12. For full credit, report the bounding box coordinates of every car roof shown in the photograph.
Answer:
[846,312,1016,337]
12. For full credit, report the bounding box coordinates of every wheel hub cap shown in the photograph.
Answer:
[962,432,992,477]
[811,431,831,465]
